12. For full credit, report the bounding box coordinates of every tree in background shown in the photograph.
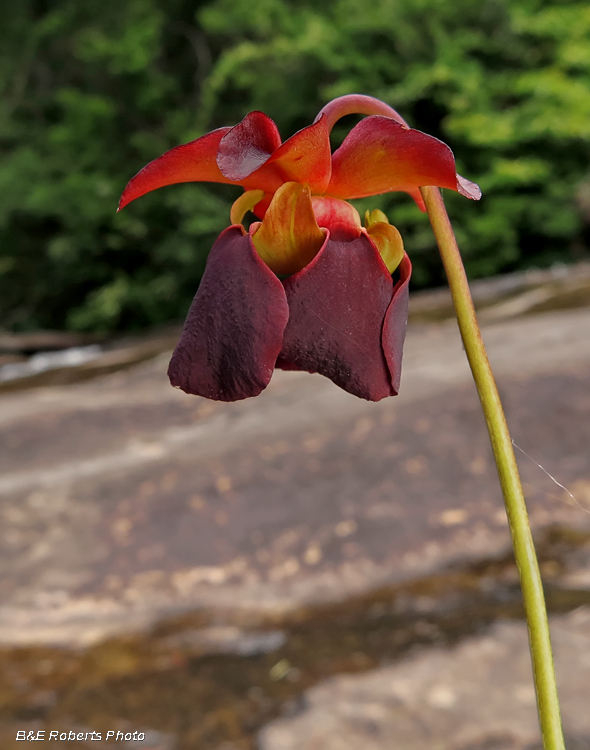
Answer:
[1,0,589,332]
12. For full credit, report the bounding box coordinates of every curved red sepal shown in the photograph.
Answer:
[168,226,289,402]
[118,128,233,211]
[382,252,412,394]
[219,116,333,196]
[264,116,332,194]
[327,116,460,201]
[278,233,398,401]
[315,94,409,131]
[217,111,282,182]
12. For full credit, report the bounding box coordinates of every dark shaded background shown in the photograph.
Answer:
[2,0,590,333]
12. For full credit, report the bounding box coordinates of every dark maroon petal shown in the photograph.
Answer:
[279,233,396,401]
[168,226,289,401]
[217,111,282,182]
[275,357,304,372]
[382,253,412,394]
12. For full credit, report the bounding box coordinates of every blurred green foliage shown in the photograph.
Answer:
[1,0,590,331]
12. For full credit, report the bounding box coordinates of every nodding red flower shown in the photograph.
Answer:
[119,94,481,402]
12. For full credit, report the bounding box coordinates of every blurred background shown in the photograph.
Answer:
[2,0,590,334]
[2,1,590,750]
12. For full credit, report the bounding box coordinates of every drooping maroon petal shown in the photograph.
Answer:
[217,111,282,183]
[168,226,289,402]
[382,252,412,394]
[278,233,397,401]
[275,357,303,371]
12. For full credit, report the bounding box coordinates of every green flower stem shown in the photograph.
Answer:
[420,185,565,750]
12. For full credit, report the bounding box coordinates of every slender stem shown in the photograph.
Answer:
[420,186,565,750]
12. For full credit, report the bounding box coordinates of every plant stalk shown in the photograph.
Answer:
[420,185,565,750]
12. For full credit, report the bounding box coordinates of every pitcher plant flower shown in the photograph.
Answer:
[119,95,566,750]
[118,94,480,402]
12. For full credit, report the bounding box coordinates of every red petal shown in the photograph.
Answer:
[327,116,460,200]
[382,252,412,394]
[118,128,233,211]
[279,233,397,401]
[406,187,426,212]
[224,116,333,195]
[168,226,289,401]
[315,94,408,131]
[217,111,282,183]
[262,116,332,194]
[310,196,361,241]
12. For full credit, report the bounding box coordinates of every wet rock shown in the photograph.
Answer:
[0,330,104,354]
[126,729,176,749]
[259,608,590,750]
[0,345,103,384]
[0,330,181,392]
[160,627,286,657]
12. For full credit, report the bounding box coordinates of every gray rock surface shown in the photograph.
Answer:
[1,309,590,646]
[1,298,590,750]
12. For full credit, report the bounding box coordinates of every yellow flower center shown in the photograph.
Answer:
[231,184,404,275]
